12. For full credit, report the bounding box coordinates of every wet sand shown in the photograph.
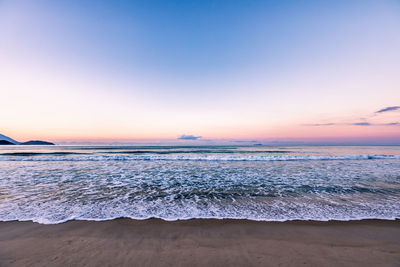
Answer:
[0,219,399,266]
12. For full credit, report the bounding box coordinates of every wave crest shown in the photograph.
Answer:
[0,154,399,161]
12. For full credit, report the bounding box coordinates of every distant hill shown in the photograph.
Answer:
[0,133,19,144]
[0,133,55,145]
[20,140,55,145]
[0,140,15,145]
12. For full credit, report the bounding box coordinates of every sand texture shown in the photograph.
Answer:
[0,219,399,266]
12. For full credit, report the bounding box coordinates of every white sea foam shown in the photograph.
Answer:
[0,154,399,161]
[1,146,400,224]
[1,197,399,224]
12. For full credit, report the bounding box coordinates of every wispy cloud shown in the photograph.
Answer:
[351,122,370,126]
[305,106,400,127]
[305,122,399,127]
[178,134,202,140]
[375,106,400,113]
[303,123,336,126]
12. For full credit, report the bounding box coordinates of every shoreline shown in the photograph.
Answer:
[1,218,399,266]
[1,217,400,224]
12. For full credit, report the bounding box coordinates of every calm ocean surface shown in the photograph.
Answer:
[0,145,399,224]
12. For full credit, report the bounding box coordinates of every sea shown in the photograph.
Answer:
[0,145,399,224]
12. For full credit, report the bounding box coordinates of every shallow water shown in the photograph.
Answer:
[0,145,399,223]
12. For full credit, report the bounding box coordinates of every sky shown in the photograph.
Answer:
[1,0,399,144]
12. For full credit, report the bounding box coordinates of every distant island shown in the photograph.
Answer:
[20,140,55,145]
[0,140,15,145]
[0,133,55,145]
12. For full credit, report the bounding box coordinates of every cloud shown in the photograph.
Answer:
[178,134,202,140]
[350,122,400,126]
[234,140,259,143]
[351,122,370,126]
[304,106,400,128]
[303,123,336,126]
[375,106,400,113]
[305,122,399,127]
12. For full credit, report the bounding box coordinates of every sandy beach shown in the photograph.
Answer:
[0,219,399,266]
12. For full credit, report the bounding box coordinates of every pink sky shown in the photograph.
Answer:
[1,0,399,143]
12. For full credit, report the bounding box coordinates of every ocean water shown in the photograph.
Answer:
[0,145,399,224]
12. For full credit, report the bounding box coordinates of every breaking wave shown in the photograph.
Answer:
[1,145,400,224]
[0,154,398,161]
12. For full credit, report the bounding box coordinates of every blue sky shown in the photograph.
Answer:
[1,0,399,143]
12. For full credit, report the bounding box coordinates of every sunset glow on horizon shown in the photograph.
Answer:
[1,0,399,144]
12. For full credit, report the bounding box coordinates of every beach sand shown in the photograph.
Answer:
[0,219,399,266]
